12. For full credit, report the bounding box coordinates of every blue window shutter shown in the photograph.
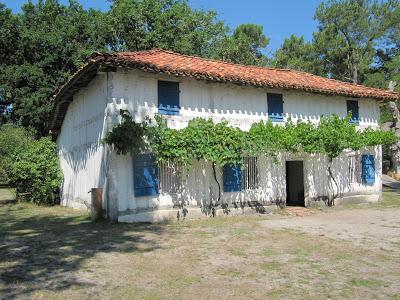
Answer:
[362,154,375,185]
[158,81,180,115]
[267,93,284,122]
[133,154,159,196]
[347,100,359,124]
[223,165,242,192]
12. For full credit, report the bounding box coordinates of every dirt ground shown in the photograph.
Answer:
[263,208,400,253]
[0,189,400,299]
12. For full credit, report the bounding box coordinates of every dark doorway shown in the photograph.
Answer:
[286,161,305,206]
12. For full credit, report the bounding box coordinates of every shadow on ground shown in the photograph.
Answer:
[0,204,168,299]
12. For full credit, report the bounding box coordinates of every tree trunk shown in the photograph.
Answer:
[352,63,358,84]
[327,160,339,206]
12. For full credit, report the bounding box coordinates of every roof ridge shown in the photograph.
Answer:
[116,48,295,72]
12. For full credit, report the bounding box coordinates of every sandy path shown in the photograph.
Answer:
[262,208,400,253]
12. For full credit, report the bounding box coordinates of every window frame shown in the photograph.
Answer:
[267,93,284,122]
[346,100,359,125]
[158,80,180,115]
[133,153,159,197]
[158,161,182,194]
[242,157,259,190]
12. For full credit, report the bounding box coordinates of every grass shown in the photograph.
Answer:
[0,189,399,299]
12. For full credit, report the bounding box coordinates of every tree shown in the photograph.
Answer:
[212,24,269,66]
[0,3,20,125]
[108,0,227,57]
[0,0,110,136]
[313,0,399,84]
[272,34,324,75]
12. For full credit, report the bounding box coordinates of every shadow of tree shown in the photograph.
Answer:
[0,204,168,299]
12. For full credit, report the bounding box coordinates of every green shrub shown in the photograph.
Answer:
[0,125,32,183]
[9,137,63,204]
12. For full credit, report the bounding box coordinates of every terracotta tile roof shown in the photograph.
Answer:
[51,49,399,131]
[101,49,399,101]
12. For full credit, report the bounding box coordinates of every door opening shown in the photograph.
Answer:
[286,161,305,206]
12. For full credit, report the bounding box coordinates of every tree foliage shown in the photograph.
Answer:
[212,24,270,66]
[0,125,33,183]
[8,137,63,204]
[272,35,323,75]
[0,0,270,135]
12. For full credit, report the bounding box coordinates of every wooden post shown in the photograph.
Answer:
[91,188,103,221]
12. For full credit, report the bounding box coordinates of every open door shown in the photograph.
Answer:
[286,161,305,206]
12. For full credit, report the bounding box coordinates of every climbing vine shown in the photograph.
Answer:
[104,109,398,206]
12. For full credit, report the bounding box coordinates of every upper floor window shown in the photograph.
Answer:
[158,80,180,115]
[267,93,284,122]
[346,100,359,124]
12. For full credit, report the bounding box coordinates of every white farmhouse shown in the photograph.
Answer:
[51,49,399,222]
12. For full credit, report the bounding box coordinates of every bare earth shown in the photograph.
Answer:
[263,208,400,253]
[0,188,400,299]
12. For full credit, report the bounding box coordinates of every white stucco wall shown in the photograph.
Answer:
[57,68,382,221]
[57,73,109,210]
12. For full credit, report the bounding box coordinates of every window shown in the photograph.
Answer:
[158,81,180,115]
[347,100,359,124]
[223,157,259,192]
[348,154,361,184]
[243,157,258,190]
[267,93,284,122]
[362,154,375,184]
[159,161,181,194]
[133,154,159,196]
[223,164,242,192]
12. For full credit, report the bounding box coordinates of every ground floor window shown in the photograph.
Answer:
[348,154,362,184]
[159,161,181,194]
[362,154,375,184]
[243,157,258,190]
[223,157,259,192]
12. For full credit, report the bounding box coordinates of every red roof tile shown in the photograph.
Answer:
[102,49,398,101]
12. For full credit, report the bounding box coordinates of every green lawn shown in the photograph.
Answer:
[0,189,399,299]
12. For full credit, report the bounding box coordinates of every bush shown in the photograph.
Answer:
[0,125,32,183]
[9,137,63,204]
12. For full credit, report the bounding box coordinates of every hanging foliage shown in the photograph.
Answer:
[104,110,397,165]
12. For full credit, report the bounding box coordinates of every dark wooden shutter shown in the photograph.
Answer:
[133,154,159,196]
[267,93,284,122]
[346,100,359,124]
[158,81,180,115]
[223,165,242,192]
[361,154,375,184]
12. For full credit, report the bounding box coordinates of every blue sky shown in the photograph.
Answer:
[3,0,321,53]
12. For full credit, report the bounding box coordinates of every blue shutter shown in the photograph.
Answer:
[362,154,375,185]
[347,100,359,124]
[223,165,242,192]
[158,81,180,115]
[267,93,284,122]
[133,154,159,196]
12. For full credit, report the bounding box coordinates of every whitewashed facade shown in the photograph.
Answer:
[56,68,382,222]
